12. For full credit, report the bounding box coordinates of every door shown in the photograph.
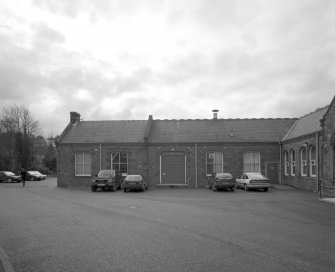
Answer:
[266,162,279,184]
[160,152,186,184]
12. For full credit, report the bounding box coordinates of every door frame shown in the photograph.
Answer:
[159,152,187,184]
[265,162,280,184]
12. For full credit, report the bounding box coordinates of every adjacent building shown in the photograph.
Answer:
[56,96,335,192]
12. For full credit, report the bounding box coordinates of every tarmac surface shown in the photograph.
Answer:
[0,178,334,272]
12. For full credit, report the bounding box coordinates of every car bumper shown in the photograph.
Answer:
[246,183,270,189]
[213,183,235,189]
[123,183,144,190]
[91,182,114,188]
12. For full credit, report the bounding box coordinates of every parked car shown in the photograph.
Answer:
[208,172,236,191]
[236,172,270,192]
[0,171,21,183]
[90,169,123,192]
[123,175,147,192]
[26,171,45,181]
[32,171,47,180]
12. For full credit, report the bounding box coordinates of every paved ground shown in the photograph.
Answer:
[0,178,334,272]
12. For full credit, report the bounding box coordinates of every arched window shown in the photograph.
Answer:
[290,149,296,176]
[309,146,317,177]
[284,150,289,176]
[300,147,307,176]
[243,152,260,172]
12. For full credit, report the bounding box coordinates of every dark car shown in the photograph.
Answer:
[208,172,236,191]
[26,171,44,181]
[0,171,21,183]
[123,175,147,192]
[90,169,122,192]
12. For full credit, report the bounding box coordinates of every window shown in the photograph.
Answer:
[112,152,128,174]
[290,150,296,176]
[309,146,317,177]
[300,147,307,176]
[243,152,260,172]
[284,150,289,176]
[206,152,223,175]
[75,152,92,176]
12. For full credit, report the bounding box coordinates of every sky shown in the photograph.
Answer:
[0,0,334,137]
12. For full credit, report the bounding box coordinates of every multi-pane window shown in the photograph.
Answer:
[290,150,296,176]
[206,152,223,175]
[75,152,92,176]
[309,146,317,177]
[300,147,307,176]
[243,152,260,172]
[112,152,128,174]
[284,151,289,176]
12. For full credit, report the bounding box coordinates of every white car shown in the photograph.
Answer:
[236,172,270,192]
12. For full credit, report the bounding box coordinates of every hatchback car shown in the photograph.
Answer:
[208,172,236,191]
[33,171,47,180]
[236,172,270,192]
[26,171,44,181]
[123,175,147,192]
[0,171,21,183]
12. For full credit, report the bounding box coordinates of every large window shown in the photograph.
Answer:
[112,152,128,174]
[284,150,289,176]
[206,152,223,175]
[75,152,92,176]
[300,147,307,176]
[309,146,317,177]
[290,150,296,176]
[243,152,260,172]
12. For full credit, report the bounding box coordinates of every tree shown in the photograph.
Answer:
[43,143,57,172]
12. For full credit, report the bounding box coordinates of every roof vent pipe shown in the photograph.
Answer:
[212,109,219,119]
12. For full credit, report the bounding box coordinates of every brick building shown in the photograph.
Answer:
[56,96,335,192]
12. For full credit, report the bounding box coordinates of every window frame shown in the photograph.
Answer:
[290,149,296,176]
[284,150,289,176]
[206,152,223,176]
[111,152,128,174]
[243,152,260,173]
[75,152,92,176]
[300,147,307,177]
[309,145,317,177]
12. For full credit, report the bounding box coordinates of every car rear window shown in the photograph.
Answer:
[248,173,265,179]
[98,170,115,177]
[216,173,232,179]
[125,175,142,181]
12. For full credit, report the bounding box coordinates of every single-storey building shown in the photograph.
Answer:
[56,95,335,192]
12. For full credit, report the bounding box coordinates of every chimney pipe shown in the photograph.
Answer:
[212,109,219,119]
[70,112,81,124]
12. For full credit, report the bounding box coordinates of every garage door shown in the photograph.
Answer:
[160,152,186,184]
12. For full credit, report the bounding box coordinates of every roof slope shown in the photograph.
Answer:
[59,120,148,144]
[282,106,328,141]
[149,118,296,143]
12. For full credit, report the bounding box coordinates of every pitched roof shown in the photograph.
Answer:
[59,120,148,144]
[282,106,328,141]
[149,118,296,143]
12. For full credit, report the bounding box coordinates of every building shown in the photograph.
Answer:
[56,96,335,192]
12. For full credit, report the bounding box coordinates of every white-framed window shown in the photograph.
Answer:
[243,152,260,172]
[300,147,307,176]
[284,150,289,176]
[75,152,92,176]
[206,152,223,175]
[309,146,317,177]
[290,149,296,176]
[112,152,128,174]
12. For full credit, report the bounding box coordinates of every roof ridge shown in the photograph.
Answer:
[298,105,329,119]
[154,118,297,121]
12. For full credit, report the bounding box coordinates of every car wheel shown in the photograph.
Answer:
[263,188,268,192]
[231,187,235,192]
[7,178,12,182]
[91,186,97,192]
[244,184,249,191]
[124,188,127,192]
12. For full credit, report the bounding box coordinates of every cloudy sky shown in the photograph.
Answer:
[0,0,334,136]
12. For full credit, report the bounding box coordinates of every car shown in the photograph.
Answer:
[26,171,44,181]
[90,169,123,192]
[32,171,47,180]
[236,172,270,192]
[208,172,236,191]
[122,175,147,192]
[0,171,21,183]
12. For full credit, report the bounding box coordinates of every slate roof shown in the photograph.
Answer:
[59,120,148,144]
[148,118,297,143]
[282,106,328,141]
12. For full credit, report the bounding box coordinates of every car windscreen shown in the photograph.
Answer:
[125,175,142,182]
[248,173,265,179]
[4,172,15,176]
[27,171,35,175]
[216,173,232,179]
[98,170,115,177]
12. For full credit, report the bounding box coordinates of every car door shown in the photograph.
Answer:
[236,174,243,188]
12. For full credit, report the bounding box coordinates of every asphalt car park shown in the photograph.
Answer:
[0,178,334,272]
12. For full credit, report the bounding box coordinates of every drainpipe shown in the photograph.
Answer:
[99,144,102,171]
[195,144,198,188]
[279,141,282,184]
